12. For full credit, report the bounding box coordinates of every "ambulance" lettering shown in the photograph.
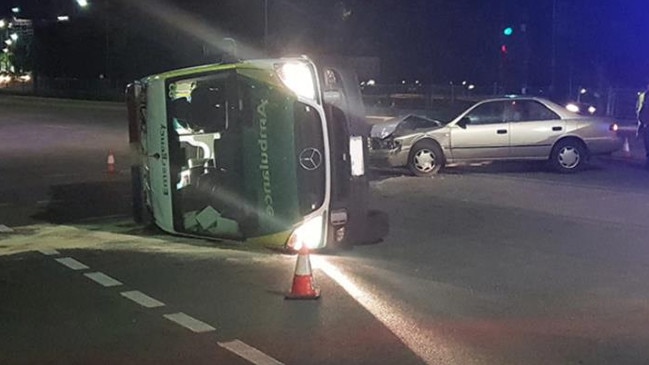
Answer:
[257,99,274,216]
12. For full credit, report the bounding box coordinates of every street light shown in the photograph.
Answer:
[74,0,110,77]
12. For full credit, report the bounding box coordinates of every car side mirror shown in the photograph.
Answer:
[457,117,470,129]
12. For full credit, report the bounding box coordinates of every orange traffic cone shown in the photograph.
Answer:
[285,246,320,300]
[623,137,631,158]
[107,150,116,174]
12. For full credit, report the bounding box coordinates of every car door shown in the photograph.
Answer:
[448,100,510,160]
[507,100,564,158]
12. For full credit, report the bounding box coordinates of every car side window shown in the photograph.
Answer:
[504,101,524,122]
[465,101,505,125]
[507,100,560,122]
[526,100,560,121]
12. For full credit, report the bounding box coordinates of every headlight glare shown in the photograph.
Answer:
[287,214,324,251]
[566,103,579,113]
[276,62,316,100]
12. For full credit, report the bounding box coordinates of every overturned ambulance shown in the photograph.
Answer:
[126,56,388,250]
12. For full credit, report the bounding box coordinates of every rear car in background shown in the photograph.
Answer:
[369,96,623,176]
[127,56,387,251]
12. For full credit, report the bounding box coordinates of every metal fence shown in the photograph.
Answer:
[362,83,641,122]
[1,78,642,123]
[0,76,127,101]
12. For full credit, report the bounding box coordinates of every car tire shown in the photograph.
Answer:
[550,139,587,173]
[408,140,444,177]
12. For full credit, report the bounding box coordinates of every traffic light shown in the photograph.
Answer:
[500,26,513,56]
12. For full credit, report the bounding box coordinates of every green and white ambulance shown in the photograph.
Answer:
[127,56,387,250]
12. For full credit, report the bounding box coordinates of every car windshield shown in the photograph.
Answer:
[394,115,441,132]
[428,99,476,123]
[164,70,325,239]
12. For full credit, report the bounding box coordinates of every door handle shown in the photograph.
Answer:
[552,126,562,131]
[497,129,508,134]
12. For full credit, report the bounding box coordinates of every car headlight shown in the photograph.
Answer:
[566,103,580,113]
[286,214,324,251]
[275,61,316,100]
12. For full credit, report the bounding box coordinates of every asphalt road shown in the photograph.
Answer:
[0,95,132,227]
[2,95,649,364]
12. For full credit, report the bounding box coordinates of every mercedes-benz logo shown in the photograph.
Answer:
[299,147,322,171]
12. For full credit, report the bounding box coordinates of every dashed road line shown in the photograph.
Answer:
[40,252,284,364]
[121,290,165,308]
[219,340,285,365]
[38,248,60,256]
[55,257,89,271]
[84,272,123,287]
[163,312,216,333]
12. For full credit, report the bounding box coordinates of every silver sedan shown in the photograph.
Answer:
[369,96,623,176]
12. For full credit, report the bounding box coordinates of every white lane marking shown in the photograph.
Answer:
[314,256,459,365]
[121,290,165,308]
[38,248,60,256]
[163,312,215,333]
[41,247,279,364]
[219,340,284,365]
[84,272,123,287]
[0,224,14,233]
[55,257,89,271]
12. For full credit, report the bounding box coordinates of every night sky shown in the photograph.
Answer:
[5,0,649,97]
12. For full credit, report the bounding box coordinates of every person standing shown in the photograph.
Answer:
[636,84,649,168]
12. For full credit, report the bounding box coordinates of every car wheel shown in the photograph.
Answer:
[550,139,587,173]
[408,140,444,177]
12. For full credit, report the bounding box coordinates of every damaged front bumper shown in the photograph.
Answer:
[368,138,409,168]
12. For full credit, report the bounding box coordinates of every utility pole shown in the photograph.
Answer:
[263,0,268,53]
[550,0,557,98]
